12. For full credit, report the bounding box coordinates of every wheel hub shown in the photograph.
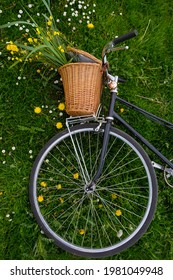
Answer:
[84,182,96,193]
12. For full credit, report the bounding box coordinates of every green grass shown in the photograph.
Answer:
[0,0,173,260]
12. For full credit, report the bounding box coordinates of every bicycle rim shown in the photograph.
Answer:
[30,124,157,257]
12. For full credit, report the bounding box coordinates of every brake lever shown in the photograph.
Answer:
[106,45,129,54]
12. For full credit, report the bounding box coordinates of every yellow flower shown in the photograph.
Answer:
[47,31,51,37]
[34,107,42,114]
[120,108,125,113]
[79,229,85,235]
[36,27,41,35]
[49,15,53,20]
[98,204,103,208]
[59,197,64,203]
[40,181,47,187]
[58,45,65,52]
[56,122,63,129]
[73,173,79,179]
[54,31,60,36]
[47,21,52,26]
[28,38,33,43]
[6,44,19,52]
[87,23,94,29]
[56,184,62,190]
[115,209,122,216]
[37,69,41,73]
[58,103,65,111]
[33,38,38,43]
[111,193,117,199]
[38,195,44,202]
[0,192,3,196]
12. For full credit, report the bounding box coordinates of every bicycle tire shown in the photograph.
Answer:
[30,123,158,258]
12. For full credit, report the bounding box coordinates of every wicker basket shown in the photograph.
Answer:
[58,48,103,116]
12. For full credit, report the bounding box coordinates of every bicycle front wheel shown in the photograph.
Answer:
[30,124,157,258]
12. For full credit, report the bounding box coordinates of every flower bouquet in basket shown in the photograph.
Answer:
[1,0,103,116]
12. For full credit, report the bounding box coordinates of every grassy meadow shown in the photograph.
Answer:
[0,0,173,260]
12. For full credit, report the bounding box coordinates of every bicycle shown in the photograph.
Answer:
[29,30,173,258]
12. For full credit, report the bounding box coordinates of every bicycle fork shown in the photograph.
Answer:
[86,89,118,193]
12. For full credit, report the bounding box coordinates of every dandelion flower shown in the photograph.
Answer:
[115,209,122,216]
[47,21,52,26]
[36,27,41,35]
[38,195,44,202]
[111,193,117,199]
[34,107,42,114]
[59,197,64,203]
[56,184,62,190]
[40,181,47,187]
[28,38,33,43]
[79,229,85,235]
[87,23,94,29]
[36,69,41,73]
[58,103,65,111]
[54,31,60,36]
[6,44,19,52]
[73,173,79,179]
[56,122,63,129]
[120,108,125,113]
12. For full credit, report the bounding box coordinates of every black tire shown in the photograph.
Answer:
[30,124,158,258]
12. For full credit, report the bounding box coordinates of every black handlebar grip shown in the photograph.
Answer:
[112,30,138,46]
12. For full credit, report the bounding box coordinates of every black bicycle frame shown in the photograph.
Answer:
[91,91,173,185]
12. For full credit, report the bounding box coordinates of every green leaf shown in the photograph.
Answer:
[17,125,45,133]
[0,21,33,29]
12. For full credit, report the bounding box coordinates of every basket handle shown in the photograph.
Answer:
[67,47,102,65]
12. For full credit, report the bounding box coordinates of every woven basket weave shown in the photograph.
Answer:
[58,48,103,116]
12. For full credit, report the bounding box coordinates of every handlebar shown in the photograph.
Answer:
[112,30,138,46]
[102,30,138,58]
[102,30,138,84]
